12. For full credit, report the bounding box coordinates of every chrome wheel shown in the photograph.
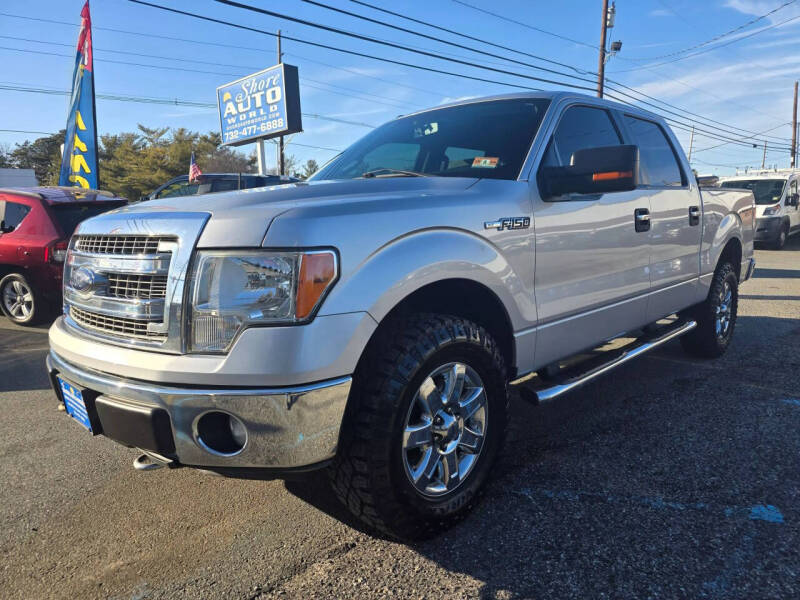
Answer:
[402,362,488,497]
[715,280,733,339]
[2,279,33,321]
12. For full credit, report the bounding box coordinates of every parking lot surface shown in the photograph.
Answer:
[1,240,798,599]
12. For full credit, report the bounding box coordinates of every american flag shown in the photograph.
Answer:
[189,152,203,182]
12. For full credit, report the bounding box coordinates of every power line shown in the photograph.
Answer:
[692,123,792,154]
[0,128,59,135]
[0,12,445,102]
[0,123,343,154]
[448,0,598,50]
[0,82,377,129]
[616,11,800,72]
[123,1,792,150]
[624,0,799,61]
[204,0,595,90]
[302,0,793,145]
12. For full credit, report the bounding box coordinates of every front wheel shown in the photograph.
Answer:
[330,314,508,540]
[773,224,788,250]
[680,261,738,358]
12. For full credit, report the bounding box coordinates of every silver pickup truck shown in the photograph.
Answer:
[47,92,755,539]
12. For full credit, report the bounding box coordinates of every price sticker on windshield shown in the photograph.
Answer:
[472,157,499,169]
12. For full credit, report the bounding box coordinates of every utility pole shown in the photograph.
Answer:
[792,80,798,169]
[277,30,286,176]
[597,0,609,98]
[687,126,695,162]
[762,141,767,170]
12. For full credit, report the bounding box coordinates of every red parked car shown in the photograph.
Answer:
[0,187,127,325]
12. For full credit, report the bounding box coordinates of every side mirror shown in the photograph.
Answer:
[0,220,12,234]
[788,193,799,207]
[539,144,639,200]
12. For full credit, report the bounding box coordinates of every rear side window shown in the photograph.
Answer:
[211,179,240,193]
[51,202,125,236]
[624,116,684,187]
[542,105,622,168]
[157,181,200,198]
[0,201,32,232]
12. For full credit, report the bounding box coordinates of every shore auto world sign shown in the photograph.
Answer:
[217,64,302,147]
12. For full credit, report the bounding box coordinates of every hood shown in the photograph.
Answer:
[114,177,480,247]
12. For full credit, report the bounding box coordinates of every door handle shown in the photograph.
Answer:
[689,206,700,226]
[634,208,650,232]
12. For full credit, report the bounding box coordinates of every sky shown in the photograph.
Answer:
[1,0,799,176]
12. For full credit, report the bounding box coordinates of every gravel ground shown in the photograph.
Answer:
[1,239,798,599]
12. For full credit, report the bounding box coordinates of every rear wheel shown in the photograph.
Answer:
[0,273,42,326]
[330,314,508,540]
[680,261,738,358]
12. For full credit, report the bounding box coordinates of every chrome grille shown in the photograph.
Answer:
[74,235,175,255]
[70,306,167,340]
[106,273,168,299]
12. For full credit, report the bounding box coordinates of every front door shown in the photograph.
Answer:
[620,114,701,322]
[532,103,653,368]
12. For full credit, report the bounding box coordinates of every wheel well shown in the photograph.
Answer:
[367,279,516,379]
[719,238,742,278]
[0,264,22,280]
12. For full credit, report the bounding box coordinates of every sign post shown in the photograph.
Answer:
[216,63,302,176]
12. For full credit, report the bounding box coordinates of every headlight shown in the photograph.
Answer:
[189,249,337,352]
[763,204,781,216]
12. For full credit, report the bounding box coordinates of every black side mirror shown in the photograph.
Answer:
[788,193,799,207]
[0,220,12,234]
[539,144,639,200]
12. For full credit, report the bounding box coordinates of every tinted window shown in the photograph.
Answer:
[0,201,31,232]
[542,105,622,168]
[360,142,421,174]
[313,99,550,181]
[51,202,125,235]
[212,179,240,193]
[624,116,684,186]
[157,181,200,198]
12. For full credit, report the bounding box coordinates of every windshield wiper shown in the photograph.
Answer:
[361,168,431,178]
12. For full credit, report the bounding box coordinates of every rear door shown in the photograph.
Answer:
[0,198,35,267]
[532,103,653,367]
[620,115,701,322]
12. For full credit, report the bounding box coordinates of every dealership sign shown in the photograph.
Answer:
[216,64,302,147]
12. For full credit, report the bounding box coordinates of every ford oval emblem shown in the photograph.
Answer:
[70,267,95,293]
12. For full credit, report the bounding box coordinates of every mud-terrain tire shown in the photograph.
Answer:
[0,273,43,326]
[330,314,508,540]
[680,261,738,358]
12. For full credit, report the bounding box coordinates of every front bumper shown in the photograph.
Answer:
[47,350,352,470]
[754,217,782,242]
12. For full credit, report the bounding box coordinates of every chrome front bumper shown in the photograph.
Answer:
[47,350,352,470]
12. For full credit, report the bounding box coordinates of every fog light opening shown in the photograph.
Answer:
[193,411,248,457]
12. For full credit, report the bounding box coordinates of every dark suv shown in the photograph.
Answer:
[0,187,127,325]
[144,173,298,201]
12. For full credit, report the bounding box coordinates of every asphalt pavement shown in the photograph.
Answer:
[1,240,798,599]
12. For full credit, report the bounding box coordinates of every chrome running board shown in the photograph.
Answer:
[524,320,697,404]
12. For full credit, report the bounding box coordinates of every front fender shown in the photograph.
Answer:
[318,228,535,331]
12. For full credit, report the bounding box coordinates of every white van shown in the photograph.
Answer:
[719,170,800,249]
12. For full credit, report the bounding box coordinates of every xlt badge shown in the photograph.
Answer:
[484,217,530,232]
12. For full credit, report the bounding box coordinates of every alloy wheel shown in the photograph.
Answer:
[715,280,733,339]
[402,362,488,497]
[2,279,34,321]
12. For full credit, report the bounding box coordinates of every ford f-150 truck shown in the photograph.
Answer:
[47,92,755,539]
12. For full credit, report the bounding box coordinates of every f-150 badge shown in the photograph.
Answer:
[484,217,531,231]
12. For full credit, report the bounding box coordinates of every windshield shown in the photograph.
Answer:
[51,202,125,235]
[312,99,551,181]
[720,179,786,205]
